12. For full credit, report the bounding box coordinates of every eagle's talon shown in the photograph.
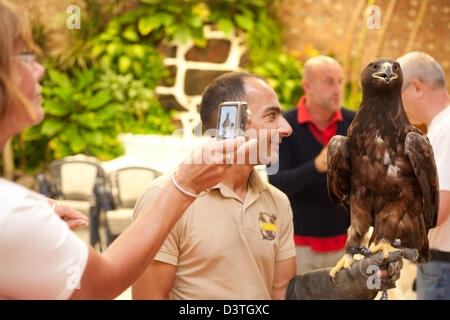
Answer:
[329,254,354,280]
[369,242,400,259]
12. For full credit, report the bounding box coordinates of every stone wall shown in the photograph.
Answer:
[277,0,450,92]
[155,26,247,137]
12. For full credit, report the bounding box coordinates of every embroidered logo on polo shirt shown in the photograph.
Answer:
[258,212,277,241]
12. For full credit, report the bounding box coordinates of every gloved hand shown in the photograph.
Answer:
[285,248,418,300]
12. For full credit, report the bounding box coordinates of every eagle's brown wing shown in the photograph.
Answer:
[327,135,351,213]
[404,131,439,230]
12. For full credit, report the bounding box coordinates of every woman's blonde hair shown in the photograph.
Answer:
[0,0,39,122]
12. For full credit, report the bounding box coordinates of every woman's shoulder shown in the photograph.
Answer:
[0,177,37,195]
[0,177,46,205]
[0,178,48,226]
[0,180,89,300]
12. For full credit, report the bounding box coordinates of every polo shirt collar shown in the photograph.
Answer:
[212,169,268,200]
[296,96,343,125]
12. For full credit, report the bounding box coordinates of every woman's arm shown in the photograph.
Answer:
[70,178,195,299]
[70,137,254,299]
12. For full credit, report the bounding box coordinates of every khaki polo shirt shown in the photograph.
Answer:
[133,170,296,300]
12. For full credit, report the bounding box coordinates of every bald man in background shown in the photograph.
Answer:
[398,52,450,300]
[269,56,355,275]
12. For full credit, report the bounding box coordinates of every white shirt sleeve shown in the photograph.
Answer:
[427,107,450,191]
[432,133,450,191]
[0,180,89,300]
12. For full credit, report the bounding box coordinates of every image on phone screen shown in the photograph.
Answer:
[218,106,237,139]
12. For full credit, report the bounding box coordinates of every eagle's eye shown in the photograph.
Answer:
[393,64,399,71]
[371,64,379,71]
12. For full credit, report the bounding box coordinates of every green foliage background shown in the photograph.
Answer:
[12,0,306,173]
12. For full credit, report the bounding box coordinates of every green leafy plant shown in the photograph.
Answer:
[91,20,169,87]
[137,0,207,45]
[109,0,282,62]
[96,70,175,134]
[251,52,304,110]
[16,63,174,170]
[343,82,362,111]
[110,0,298,106]
[10,0,306,175]
[30,68,123,161]
[55,0,111,71]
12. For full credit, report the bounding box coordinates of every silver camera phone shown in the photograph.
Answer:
[216,101,251,139]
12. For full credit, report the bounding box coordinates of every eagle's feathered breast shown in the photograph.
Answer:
[348,104,417,198]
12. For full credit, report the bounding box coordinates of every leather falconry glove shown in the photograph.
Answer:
[285,248,418,300]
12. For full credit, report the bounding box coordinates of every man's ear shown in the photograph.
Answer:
[302,80,310,94]
[410,78,426,99]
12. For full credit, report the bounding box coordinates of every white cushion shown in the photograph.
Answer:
[106,208,133,235]
[57,200,92,216]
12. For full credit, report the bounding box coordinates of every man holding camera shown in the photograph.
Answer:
[131,72,407,300]
[132,72,296,300]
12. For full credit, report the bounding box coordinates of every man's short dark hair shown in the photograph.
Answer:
[199,72,267,132]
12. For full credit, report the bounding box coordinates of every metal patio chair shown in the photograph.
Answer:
[103,166,160,246]
[37,154,107,249]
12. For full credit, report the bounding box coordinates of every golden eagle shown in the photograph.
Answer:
[328,58,439,278]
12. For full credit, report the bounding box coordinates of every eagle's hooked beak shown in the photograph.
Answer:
[372,62,398,83]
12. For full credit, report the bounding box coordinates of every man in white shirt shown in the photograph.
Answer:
[398,52,450,300]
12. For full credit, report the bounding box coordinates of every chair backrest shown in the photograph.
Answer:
[50,154,106,201]
[111,167,159,208]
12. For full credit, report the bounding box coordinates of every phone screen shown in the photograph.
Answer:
[218,105,237,139]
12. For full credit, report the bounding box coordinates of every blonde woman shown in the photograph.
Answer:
[0,0,249,299]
